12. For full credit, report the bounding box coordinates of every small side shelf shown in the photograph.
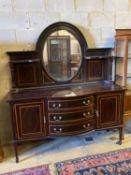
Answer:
[85,56,113,60]
[85,48,113,81]
[7,51,42,88]
[7,51,38,59]
[10,59,40,64]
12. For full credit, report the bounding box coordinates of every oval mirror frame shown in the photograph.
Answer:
[36,21,88,83]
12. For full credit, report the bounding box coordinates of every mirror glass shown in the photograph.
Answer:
[42,30,82,82]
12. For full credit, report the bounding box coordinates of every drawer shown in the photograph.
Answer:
[48,96,94,110]
[48,108,94,123]
[48,120,94,136]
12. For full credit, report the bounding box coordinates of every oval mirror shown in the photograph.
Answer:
[37,22,88,82]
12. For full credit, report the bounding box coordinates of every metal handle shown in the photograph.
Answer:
[53,116,57,120]
[83,124,87,128]
[83,111,91,117]
[59,116,62,120]
[53,128,57,132]
[87,111,91,115]
[53,116,62,121]
[52,103,56,108]
[58,103,62,108]
[59,128,62,132]
[52,103,62,108]
[83,112,86,116]
[83,101,86,105]
[83,123,90,128]
[87,100,91,104]
[53,128,62,133]
[87,123,90,127]
[83,100,91,105]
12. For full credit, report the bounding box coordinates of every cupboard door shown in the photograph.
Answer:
[86,59,106,80]
[14,101,46,139]
[14,63,42,88]
[96,93,122,128]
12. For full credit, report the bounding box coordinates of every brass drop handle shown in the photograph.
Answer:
[53,128,62,133]
[59,128,62,132]
[87,100,91,104]
[52,103,61,108]
[83,112,86,116]
[59,116,62,120]
[83,101,86,105]
[53,128,57,132]
[53,116,57,120]
[87,123,90,127]
[83,124,87,128]
[53,116,62,121]
[52,103,56,108]
[83,123,90,128]
[83,99,91,105]
[83,111,91,117]
[87,111,91,115]
[58,103,62,108]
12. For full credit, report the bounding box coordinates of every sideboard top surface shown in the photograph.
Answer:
[7,81,125,102]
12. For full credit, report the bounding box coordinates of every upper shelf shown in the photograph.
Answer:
[7,51,39,63]
[85,56,113,60]
[85,48,113,59]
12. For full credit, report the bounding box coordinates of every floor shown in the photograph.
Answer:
[0,130,131,174]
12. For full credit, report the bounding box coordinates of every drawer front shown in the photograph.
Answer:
[48,108,94,123]
[48,120,94,136]
[48,96,94,110]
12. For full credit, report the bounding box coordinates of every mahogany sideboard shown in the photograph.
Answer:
[7,22,125,162]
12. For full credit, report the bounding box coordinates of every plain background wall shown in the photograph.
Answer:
[0,0,131,145]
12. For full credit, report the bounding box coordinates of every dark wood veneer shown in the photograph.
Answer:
[14,101,45,139]
[7,51,42,88]
[96,93,122,128]
[48,120,93,136]
[86,59,105,80]
[6,22,125,163]
[48,108,94,123]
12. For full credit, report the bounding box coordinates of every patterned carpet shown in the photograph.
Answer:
[55,148,131,175]
[0,164,50,175]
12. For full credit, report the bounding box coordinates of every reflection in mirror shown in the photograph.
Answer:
[43,30,82,82]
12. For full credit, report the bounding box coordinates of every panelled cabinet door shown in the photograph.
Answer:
[96,93,123,128]
[14,101,46,139]
[14,63,42,88]
[86,59,106,80]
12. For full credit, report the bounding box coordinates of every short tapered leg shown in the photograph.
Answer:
[122,127,124,140]
[14,143,19,163]
[0,146,4,162]
[116,127,124,145]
